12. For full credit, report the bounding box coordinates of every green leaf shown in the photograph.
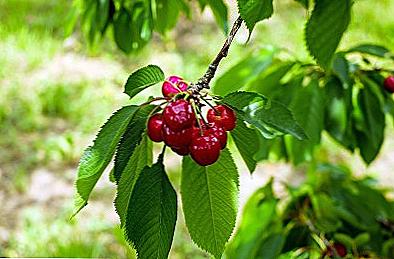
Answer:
[226,181,279,259]
[231,118,259,173]
[248,61,296,96]
[113,8,133,53]
[332,53,352,88]
[125,159,177,259]
[354,86,385,164]
[181,149,239,258]
[222,91,307,140]
[124,65,165,99]
[287,78,325,164]
[305,0,351,69]
[213,48,276,96]
[207,0,228,34]
[114,135,153,225]
[73,105,138,216]
[113,105,156,183]
[347,44,392,58]
[237,0,273,32]
[154,0,181,34]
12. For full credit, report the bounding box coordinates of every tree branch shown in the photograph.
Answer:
[189,16,244,93]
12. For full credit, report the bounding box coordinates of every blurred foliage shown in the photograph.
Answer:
[226,164,394,258]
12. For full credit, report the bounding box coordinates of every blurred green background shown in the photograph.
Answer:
[0,0,393,257]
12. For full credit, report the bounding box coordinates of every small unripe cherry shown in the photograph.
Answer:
[162,123,192,147]
[162,76,188,97]
[207,105,236,131]
[171,146,190,156]
[147,114,164,142]
[163,99,195,131]
[190,133,221,166]
[384,75,394,93]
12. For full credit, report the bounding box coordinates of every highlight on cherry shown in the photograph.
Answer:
[147,76,236,166]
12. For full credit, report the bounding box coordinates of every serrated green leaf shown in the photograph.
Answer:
[305,0,351,69]
[73,105,138,216]
[222,91,307,140]
[237,0,273,32]
[207,0,228,34]
[124,65,165,99]
[125,159,177,259]
[354,86,385,164]
[114,135,152,225]
[213,48,276,96]
[181,149,239,258]
[287,78,325,164]
[347,44,392,58]
[113,105,156,183]
[231,118,259,173]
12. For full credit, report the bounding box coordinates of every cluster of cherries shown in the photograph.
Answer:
[147,76,236,166]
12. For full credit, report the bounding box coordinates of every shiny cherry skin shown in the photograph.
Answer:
[207,105,236,131]
[147,114,163,142]
[192,123,227,149]
[190,133,221,166]
[207,125,227,149]
[163,99,195,131]
[162,76,188,97]
[171,146,190,156]
[384,75,394,93]
[162,123,192,147]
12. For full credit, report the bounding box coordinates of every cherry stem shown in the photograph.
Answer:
[167,80,183,92]
[200,96,219,114]
[190,99,204,135]
[158,145,166,163]
[189,16,244,93]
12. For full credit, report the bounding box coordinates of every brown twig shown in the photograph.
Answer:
[189,16,244,93]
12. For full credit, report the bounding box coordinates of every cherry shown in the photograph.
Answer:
[163,99,195,131]
[192,123,227,150]
[207,125,227,149]
[162,123,192,147]
[326,243,347,258]
[190,133,221,166]
[162,75,188,97]
[147,113,164,142]
[171,146,190,156]
[384,75,394,93]
[207,105,236,131]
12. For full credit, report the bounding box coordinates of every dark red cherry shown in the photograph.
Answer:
[207,124,227,149]
[147,114,163,142]
[162,76,188,97]
[162,123,192,147]
[190,134,221,166]
[207,105,236,131]
[384,75,394,93]
[171,146,190,156]
[163,99,195,131]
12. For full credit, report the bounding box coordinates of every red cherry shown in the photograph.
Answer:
[207,124,227,149]
[162,76,189,97]
[326,243,347,258]
[163,99,195,131]
[190,133,221,166]
[171,146,190,156]
[162,123,192,147]
[384,75,394,93]
[147,114,163,142]
[207,105,236,131]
